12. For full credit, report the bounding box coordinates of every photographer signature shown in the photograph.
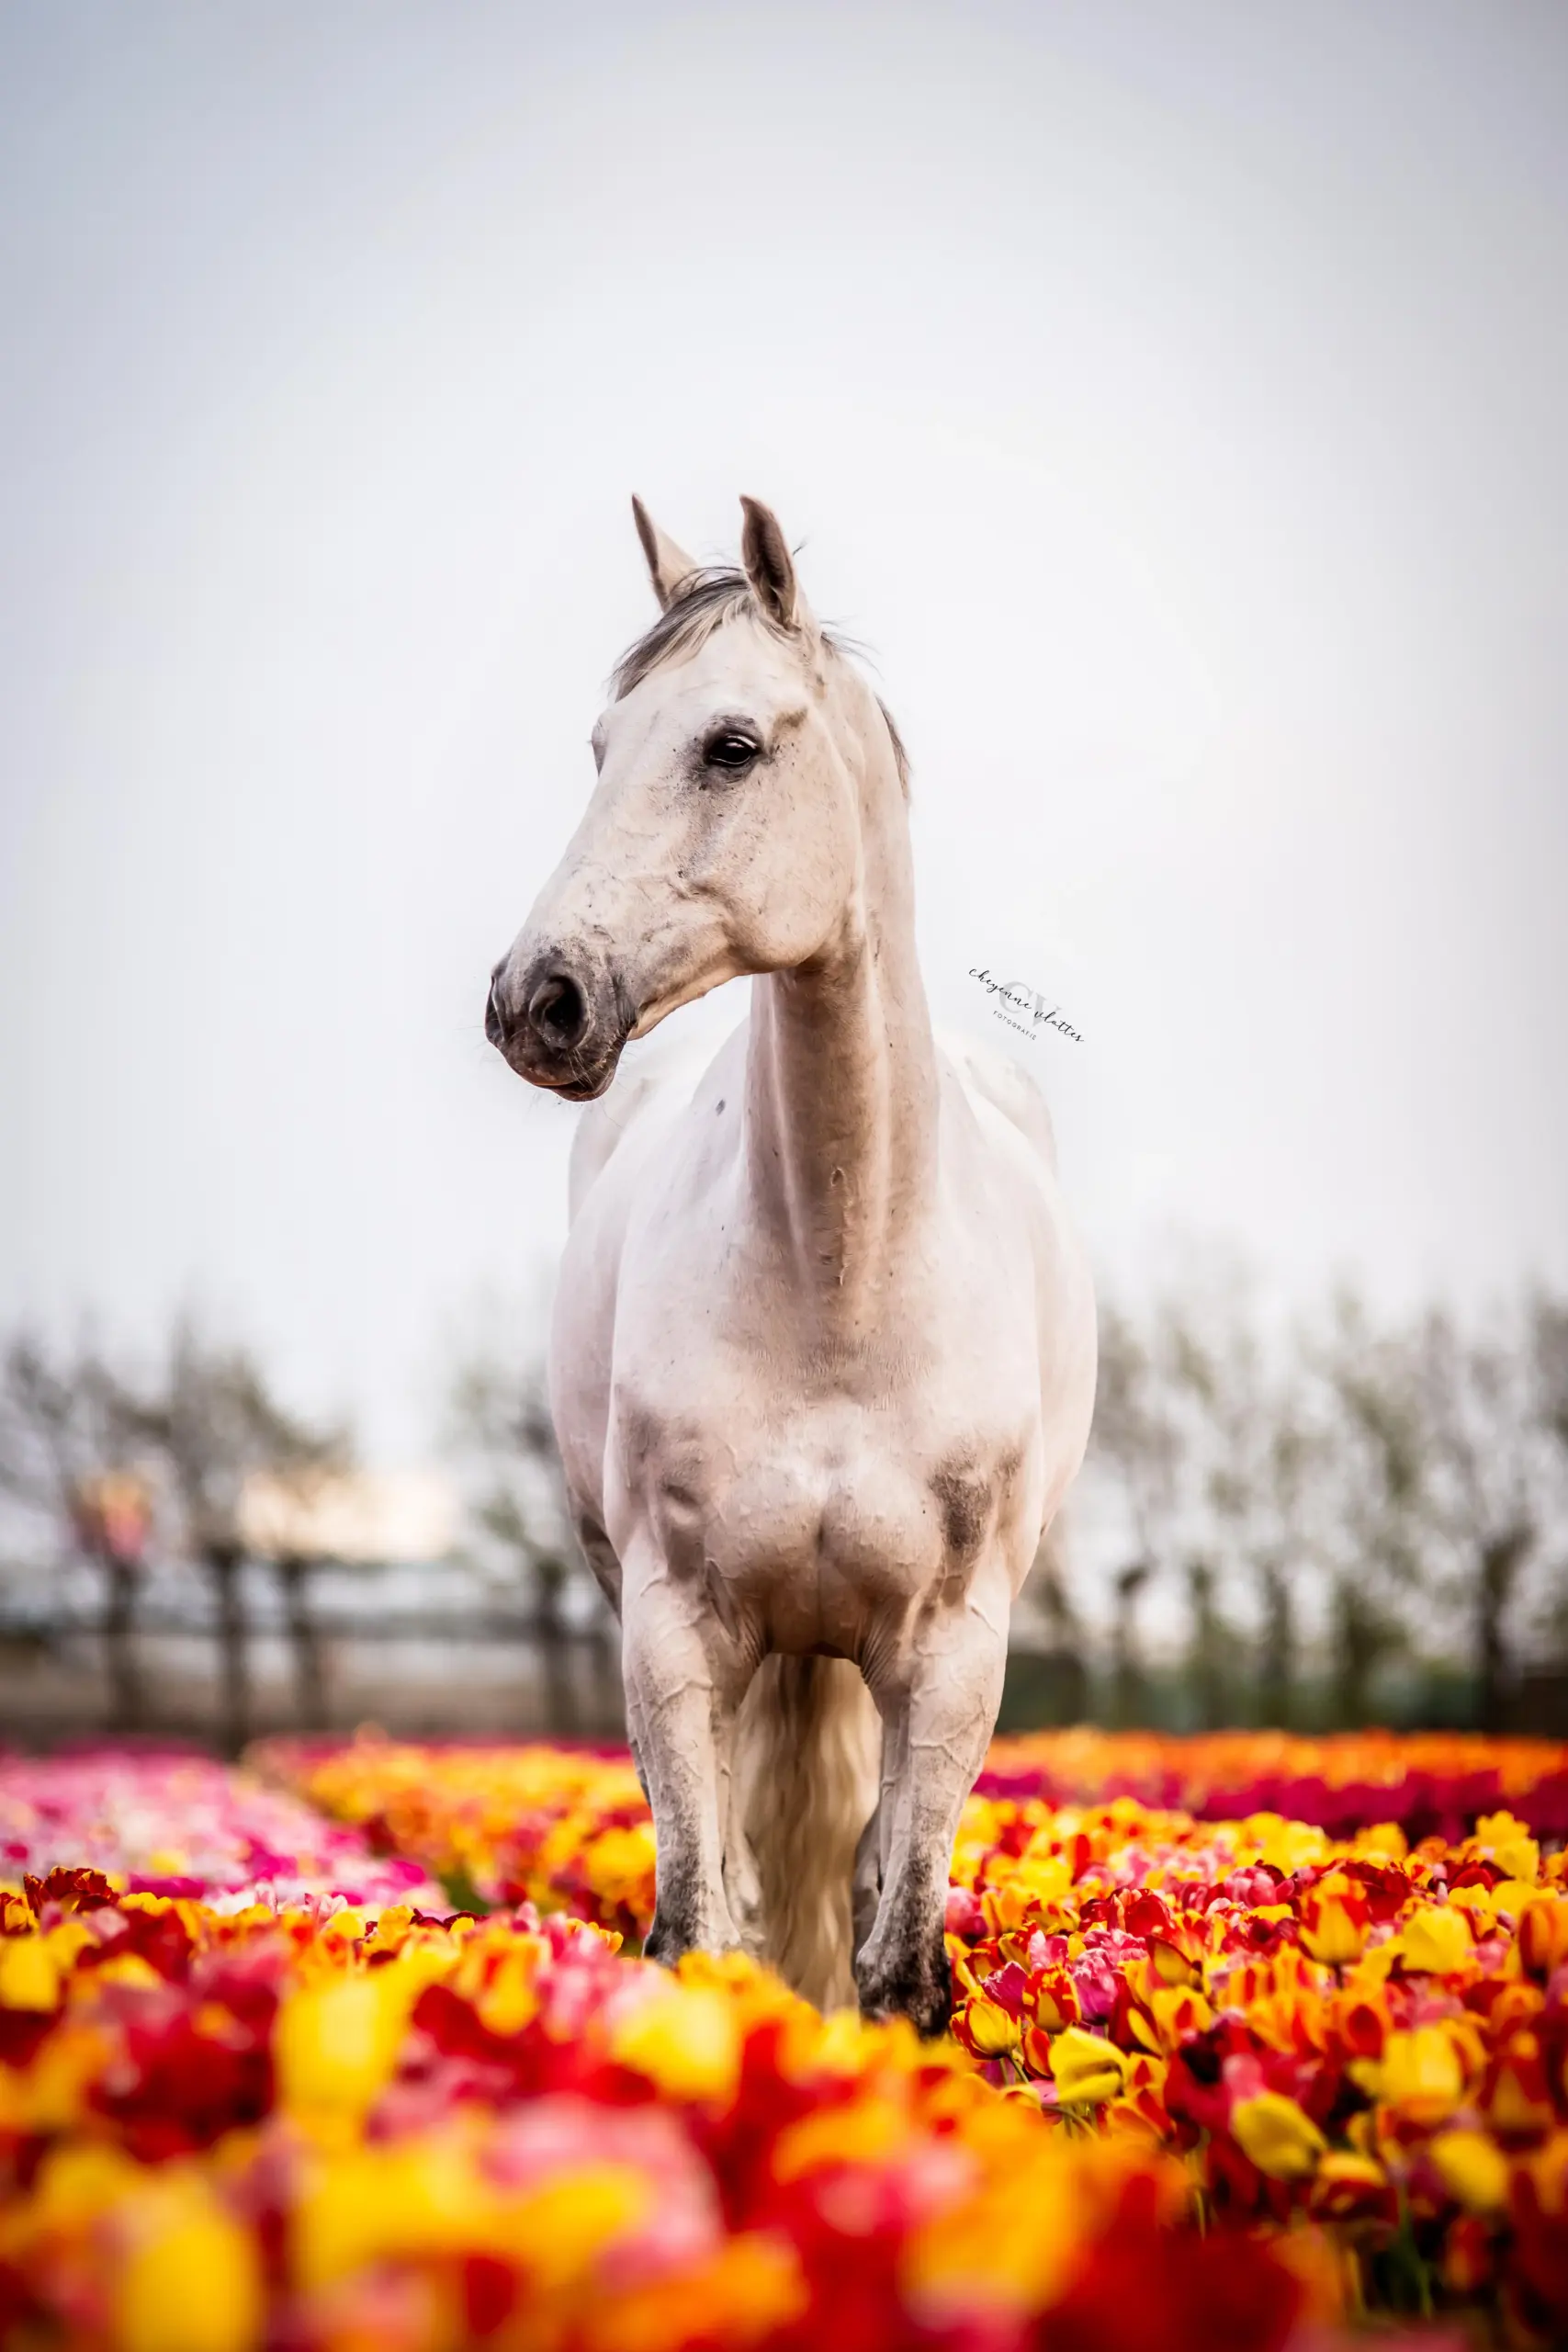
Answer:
[968,968,1083,1046]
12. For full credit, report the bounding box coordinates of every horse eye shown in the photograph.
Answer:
[704,731,760,773]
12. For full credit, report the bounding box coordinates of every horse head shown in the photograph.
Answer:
[486,495,888,1100]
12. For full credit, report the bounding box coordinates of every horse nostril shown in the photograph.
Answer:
[529,971,590,1050]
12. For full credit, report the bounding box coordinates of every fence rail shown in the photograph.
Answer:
[0,1561,626,1751]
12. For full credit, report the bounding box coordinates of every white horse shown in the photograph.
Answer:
[487,498,1096,2030]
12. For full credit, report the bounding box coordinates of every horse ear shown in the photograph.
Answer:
[739,495,813,635]
[631,496,700,611]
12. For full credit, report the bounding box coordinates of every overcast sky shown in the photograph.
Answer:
[2,0,1565,1463]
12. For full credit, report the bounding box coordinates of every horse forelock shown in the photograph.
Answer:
[609,568,911,804]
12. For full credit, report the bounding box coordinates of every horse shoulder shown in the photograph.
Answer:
[936,1029,1097,1500]
[935,1026,1058,1173]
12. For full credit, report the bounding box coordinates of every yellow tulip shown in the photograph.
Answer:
[118,2201,263,2352]
[1149,1938,1201,1988]
[1301,1889,1367,1967]
[1139,1983,1214,2053]
[964,1996,1022,2057]
[1485,2034,1555,2136]
[582,2234,807,2352]
[1231,2091,1327,2180]
[509,2165,656,2293]
[1429,2129,1510,2215]
[1351,1822,1409,1863]
[273,1972,409,2117]
[1518,1894,1568,1979]
[1312,2150,1389,2212]
[40,1920,96,1970]
[1399,1905,1472,1975]
[292,2141,476,2290]
[0,1931,60,2012]
[1049,2027,1128,2107]
[95,1954,164,1992]
[1255,1817,1329,1874]
[476,1951,541,2039]
[609,1984,742,2104]
[1379,2026,1464,2124]
[773,2096,907,2182]
[1475,1814,1540,1883]
[901,2160,1086,2314]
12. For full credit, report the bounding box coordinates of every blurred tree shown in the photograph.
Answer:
[445,1343,616,1735]
[1158,1289,1252,1729]
[1183,1560,1230,1730]
[1315,1291,1431,1725]
[1168,1290,1327,1729]
[1110,1561,1152,1727]
[276,1554,326,1731]
[1326,1576,1406,1727]
[1256,1545,1293,1729]
[71,1473,155,1733]
[0,1332,152,1729]
[1412,1290,1568,1731]
[1250,1394,1332,1729]
[1097,1270,1274,1728]
[1072,1268,1568,1734]
[1090,1301,1182,1560]
[1089,1298,1186,1724]
[1529,1296,1568,1711]
[99,1320,347,1753]
[1012,1524,1089,1723]
[1535,1293,1568,1453]
[1082,1269,1568,1733]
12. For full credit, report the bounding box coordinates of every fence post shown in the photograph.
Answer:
[276,1554,327,1730]
[205,1542,250,1756]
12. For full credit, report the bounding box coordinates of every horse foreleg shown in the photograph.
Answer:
[851,1808,882,1961]
[622,1565,749,1965]
[855,1580,1009,2035]
[851,1709,900,1962]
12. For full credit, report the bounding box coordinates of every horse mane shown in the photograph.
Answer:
[610,566,911,803]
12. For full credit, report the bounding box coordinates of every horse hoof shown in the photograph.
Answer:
[856,1945,953,2040]
[643,1908,745,1971]
[642,1912,682,1968]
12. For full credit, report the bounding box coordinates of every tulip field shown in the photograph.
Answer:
[3,1734,1567,2349]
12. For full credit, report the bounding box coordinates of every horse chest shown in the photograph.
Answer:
[611,1370,1032,1656]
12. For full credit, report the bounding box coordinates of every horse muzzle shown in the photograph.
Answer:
[485,947,631,1100]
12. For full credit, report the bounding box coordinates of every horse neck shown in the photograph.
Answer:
[742,695,939,1322]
